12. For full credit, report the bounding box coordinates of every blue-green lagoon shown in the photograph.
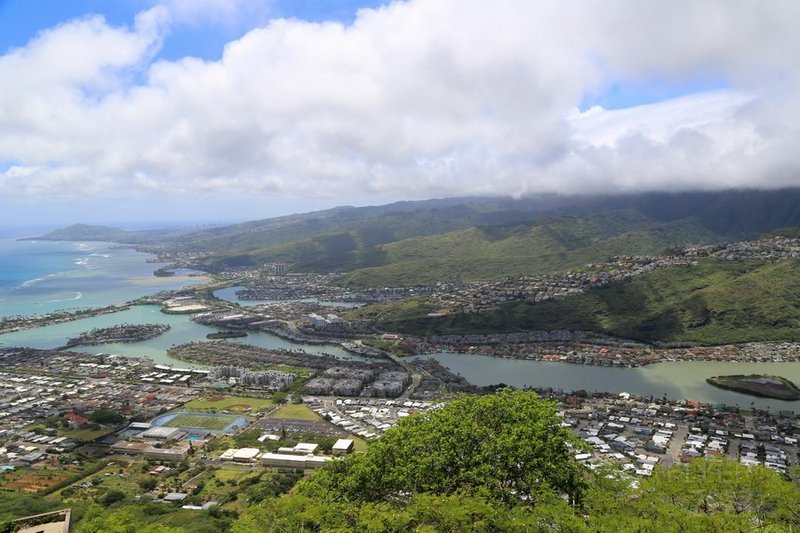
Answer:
[0,235,201,318]
[2,230,800,408]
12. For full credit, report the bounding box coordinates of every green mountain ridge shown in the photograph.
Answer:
[357,258,800,345]
[27,224,195,244]
[190,188,800,282]
[31,188,800,288]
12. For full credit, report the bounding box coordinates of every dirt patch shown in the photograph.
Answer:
[6,474,70,493]
[205,395,226,402]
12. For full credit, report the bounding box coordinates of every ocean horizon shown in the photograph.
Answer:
[0,233,202,318]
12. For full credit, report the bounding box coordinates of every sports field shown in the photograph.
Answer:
[161,413,240,431]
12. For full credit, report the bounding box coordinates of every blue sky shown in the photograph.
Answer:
[0,0,389,61]
[0,1,796,228]
[580,76,728,111]
[0,0,721,109]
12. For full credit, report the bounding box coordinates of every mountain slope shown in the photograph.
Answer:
[27,224,196,244]
[336,212,719,286]
[31,188,800,285]
[359,259,800,344]
[189,188,800,281]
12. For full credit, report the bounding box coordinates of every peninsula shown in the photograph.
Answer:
[58,323,171,350]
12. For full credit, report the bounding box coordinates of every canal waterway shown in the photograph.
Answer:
[0,305,361,367]
[3,232,800,408]
[421,352,800,409]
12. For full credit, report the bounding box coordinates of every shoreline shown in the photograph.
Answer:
[5,300,799,370]
[0,305,130,335]
[413,348,800,368]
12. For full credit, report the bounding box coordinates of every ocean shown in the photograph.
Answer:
[0,230,794,407]
[0,228,202,318]
[0,228,357,366]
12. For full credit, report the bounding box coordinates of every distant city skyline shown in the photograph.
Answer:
[1,1,798,225]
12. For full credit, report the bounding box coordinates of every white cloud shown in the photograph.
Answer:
[1,0,800,208]
[570,90,755,146]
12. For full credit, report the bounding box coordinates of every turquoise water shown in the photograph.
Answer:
[3,230,799,408]
[0,235,202,318]
[0,305,359,366]
[0,233,366,366]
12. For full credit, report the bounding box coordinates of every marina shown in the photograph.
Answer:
[0,305,359,367]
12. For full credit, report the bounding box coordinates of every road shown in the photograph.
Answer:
[380,351,422,400]
[663,424,689,467]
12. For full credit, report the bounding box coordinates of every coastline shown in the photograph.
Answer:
[0,237,207,319]
[0,305,129,335]
[413,348,800,368]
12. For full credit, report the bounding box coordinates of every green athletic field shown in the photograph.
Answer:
[161,413,239,431]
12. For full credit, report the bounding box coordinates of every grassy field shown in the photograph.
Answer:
[351,436,368,453]
[182,395,274,413]
[213,465,251,483]
[62,427,116,443]
[268,404,321,421]
[162,413,239,431]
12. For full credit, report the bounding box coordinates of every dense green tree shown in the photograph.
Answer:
[299,389,585,506]
[232,457,800,532]
[586,459,800,532]
[138,478,157,491]
[88,409,125,425]
[74,505,184,533]
[0,493,61,518]
[232,492,586,533]
[0,516,18,533]
[98,490,126,506]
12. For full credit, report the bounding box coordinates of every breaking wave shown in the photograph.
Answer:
[45,292,83,303]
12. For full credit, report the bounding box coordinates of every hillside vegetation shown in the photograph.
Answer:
[192,188,800,282]
[357,259,800,344]
[336,213,717,286]
[30,224,197,244]
[32,189,800,286]
[62,392,800,532]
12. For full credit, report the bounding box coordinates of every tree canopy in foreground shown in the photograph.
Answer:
[15,390,800,532]
[234,390,800,532]
[297,389,584,505]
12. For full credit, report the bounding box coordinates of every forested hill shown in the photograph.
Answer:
[357,258,800,344]
[54,391,800,532]
[185,187,800,283]
[26,224,194,244]
[31,188,800,284]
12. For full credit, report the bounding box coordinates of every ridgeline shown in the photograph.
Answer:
[352,258,800,345]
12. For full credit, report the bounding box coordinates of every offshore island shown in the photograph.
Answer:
[706,374,800,401]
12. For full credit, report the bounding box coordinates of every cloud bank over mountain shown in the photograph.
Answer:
[1,0,798,204]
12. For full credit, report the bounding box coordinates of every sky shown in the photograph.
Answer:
[0,0,798,227]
